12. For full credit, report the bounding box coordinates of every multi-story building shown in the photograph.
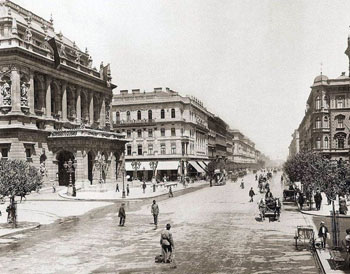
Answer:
[288,130,300,159]
[294,35,350,161]
[112,88,210,181]
[0,1,127,186]
[230,129,258,168]
[208,114,228,161]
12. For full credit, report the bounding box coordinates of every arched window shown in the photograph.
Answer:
[316,137,321,149]
[137,110,141,120]
[116,111,120,122]
[334,133,346,149]
[161,109,165,119]
[324,136,329,149]
[324,116,329,128]
[148,110,152,120]
[171,108,175,118]
[315,117,321,128]
[126,111,130,121]
[324,95,329,109]
[315,96,321,110]
[335,114,345,129]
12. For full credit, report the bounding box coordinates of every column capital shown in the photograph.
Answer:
[45,75,52,85]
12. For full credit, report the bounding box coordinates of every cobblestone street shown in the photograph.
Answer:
[0,172,317,274]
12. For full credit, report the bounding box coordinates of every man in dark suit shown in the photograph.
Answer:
[318,221,328,248]
[314,190,322,211]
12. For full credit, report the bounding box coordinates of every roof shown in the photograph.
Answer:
[313,74,328,83]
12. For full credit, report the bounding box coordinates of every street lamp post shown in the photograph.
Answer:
[149,161,158,192]
[64,159,77,197]
[122,169,126,198]
[131,160,141,185]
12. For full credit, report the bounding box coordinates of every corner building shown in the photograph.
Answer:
[112,88,209,181]
[0,1,127,186]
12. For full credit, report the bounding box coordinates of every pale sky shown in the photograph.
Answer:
[14,0,350,161]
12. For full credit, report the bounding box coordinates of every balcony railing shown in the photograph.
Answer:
[114,119,156,127]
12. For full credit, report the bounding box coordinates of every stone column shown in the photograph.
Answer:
[100,97,106,127]
[28,71,34,114]
[89,92,94,125]
[10,66,21,113]
[76,87,81,123]
[61,81,67,121]
[45,76,52,117]
[75,150,89,188]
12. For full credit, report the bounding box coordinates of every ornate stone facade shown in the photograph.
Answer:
[0,1,126,186]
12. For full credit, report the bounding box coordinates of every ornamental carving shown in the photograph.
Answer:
[1,81,11,106]
[105,103,110,123]
[20,82,29,106]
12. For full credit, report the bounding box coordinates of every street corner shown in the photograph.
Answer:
[0,221,40,238]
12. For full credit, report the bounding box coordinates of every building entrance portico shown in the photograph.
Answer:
[57,150,75,186]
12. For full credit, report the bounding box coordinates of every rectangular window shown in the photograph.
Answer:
[137,129,142,138]
[161,128,165,137]
[338,119,344,128]
[25,148,32,158]
[161,144,166,155]
[148,144,153,155]
[337,97,345,108]
[138,145,143,155]
[126,145,131,156]
[148,129,153,137]
[1,148,8,159]
[171,143,176,154]
[171,128,176,136]
[127,130,131,138]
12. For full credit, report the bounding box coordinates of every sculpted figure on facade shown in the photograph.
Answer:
[20,82,28,106]
[105,103,110,123]
[1,81,11,106]
[59,43,66,57]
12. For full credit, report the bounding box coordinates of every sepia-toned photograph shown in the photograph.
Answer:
[0,0,350,273]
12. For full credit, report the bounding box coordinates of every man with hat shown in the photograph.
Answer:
[151,200,159,229]
[160,223,174,263]
[318,221,328,249]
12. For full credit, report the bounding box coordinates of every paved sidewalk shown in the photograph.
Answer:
[59,180,208,201]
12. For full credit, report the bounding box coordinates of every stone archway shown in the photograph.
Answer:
[57,150,75,186]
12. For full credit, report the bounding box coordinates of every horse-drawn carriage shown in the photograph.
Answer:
[283,189,297,202]
[213,169,226,186]
[259,197,281,222]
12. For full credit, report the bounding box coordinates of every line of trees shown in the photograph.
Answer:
[283,151,350,201]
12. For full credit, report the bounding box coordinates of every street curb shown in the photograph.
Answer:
[0,224,41,238]
[301,210,350,218]
[58,183,208,202]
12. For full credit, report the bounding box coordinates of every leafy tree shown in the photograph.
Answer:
[0,159,42,227]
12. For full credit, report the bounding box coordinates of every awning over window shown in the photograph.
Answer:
[156,161,180,171]
[189,161,206,173]
[125,161,153,171]
[197,161,208,171]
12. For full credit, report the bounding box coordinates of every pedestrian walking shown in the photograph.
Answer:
[344,228,350,253]
[118,203,126,226]
[116,183,119,192]
[298,192,305,210]
[126,184,130,196]
[160,223,175,263]
[240,179,244,189]
[255,174,258,181]
[52,182,56,193]
[142,181,147,194]
[249,187,255,202]
[168,186,173,197]
[318,221,328,249]
[275,198,281,221]
[314,189,322,211]
[151,200,159,229]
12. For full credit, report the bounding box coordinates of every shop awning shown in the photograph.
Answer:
[189,161,206,173]
[156,161,180,171]
[197,161,208,171]
[125,161,153,171]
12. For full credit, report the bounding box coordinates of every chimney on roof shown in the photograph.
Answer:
[132,89,140,94]
[120,90,128,95]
